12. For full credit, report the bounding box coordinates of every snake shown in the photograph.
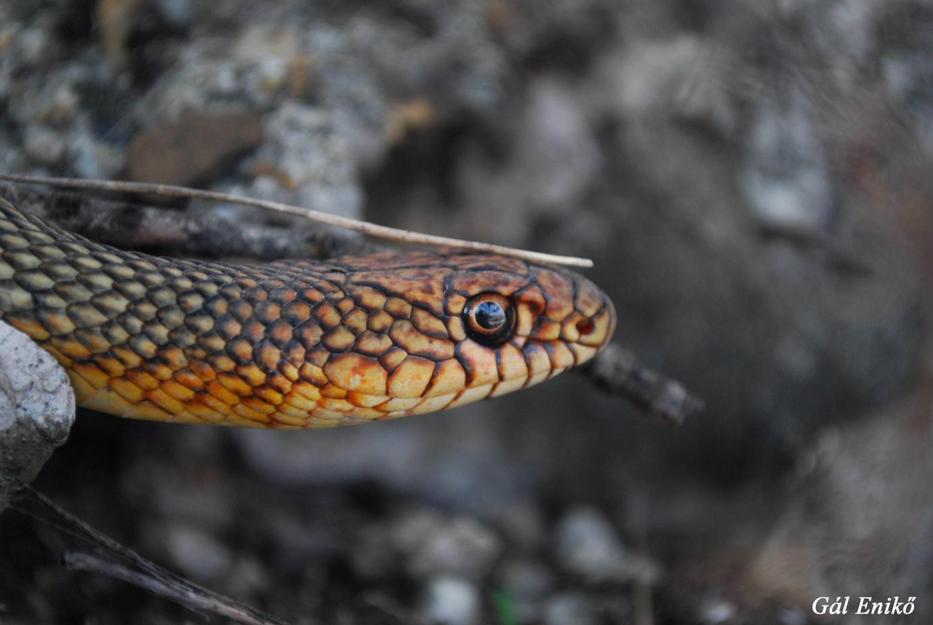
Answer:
[0,196,616,428]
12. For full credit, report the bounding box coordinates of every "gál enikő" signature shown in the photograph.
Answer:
[812,596,916,617]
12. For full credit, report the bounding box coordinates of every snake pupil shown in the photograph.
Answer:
[463,293,516,347]
[475,301,505,329]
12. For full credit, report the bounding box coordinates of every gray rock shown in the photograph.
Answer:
[155,0,195,27]
[740,90,834,234]
[699,597,737,624]
[0,320,74,511]
[554,507,659,584]
[160,521,234,583]
[392,508,502,581]
[352,506,503,583]
[22,125,67,166]
[419,576,480,625]
[543,592,596,625]
[248,102,362,219]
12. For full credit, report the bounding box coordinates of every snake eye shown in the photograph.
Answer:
[463,293,515,347]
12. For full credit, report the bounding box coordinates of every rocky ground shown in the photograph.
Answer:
[1,0,932,623]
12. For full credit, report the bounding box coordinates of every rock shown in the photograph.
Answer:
[126,109,264,186]
[0,320,75,511]
[391,509,502,581]
[554,507,659,584]
[419,576,480,625]
[699,597,737,624]
[351,507,502,583]
[543,592,596,625]
[155,0,194,27]
[740,89,834,234]
[160,521,234,582]
[246,102,362,219]
[70,118,126,179]
[15,25,52,67]
[22,125,67,166]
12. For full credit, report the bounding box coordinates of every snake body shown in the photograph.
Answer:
[0,197,615,428]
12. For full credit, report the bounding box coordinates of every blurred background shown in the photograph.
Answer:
[1,0,931,623]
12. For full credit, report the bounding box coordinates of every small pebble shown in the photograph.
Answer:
[255,102,362,219]
[700,597,736,624]
[391,509,501,580]
[554,507,659,583]
[47,83,79,124]
[256,57,291,92]
[23,125,66,165]
[162,522,234,582]
[740,91,834,234]
[544,592,596,625]
[779,607,807,625]
[419,576,480,625]
[16,27,50,65]
[155,0,194,27]
[70,122,124,179]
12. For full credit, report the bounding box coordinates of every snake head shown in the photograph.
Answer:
[342,251,616,415]
[444,254,616,397]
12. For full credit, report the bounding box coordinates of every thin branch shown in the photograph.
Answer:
[64,552,284,625]
[1,185,376,260]
[14,488,292,625]
[582,344,705,425]
[0,173,595,268]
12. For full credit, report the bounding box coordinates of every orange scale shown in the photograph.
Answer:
[242,397,277,415]
[254,386,285,406]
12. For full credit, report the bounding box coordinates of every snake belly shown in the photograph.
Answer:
[0,197,615,428]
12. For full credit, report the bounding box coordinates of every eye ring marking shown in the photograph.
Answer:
[463,293,516,347]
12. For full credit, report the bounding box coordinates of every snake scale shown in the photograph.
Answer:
[0,196,615,428]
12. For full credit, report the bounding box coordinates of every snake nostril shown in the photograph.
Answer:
[576,318,595,336]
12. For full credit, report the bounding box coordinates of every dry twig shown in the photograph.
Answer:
[583,344,704,425]
[0,174,595,268]
[1,185,374,260]
[13,489,292,625]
